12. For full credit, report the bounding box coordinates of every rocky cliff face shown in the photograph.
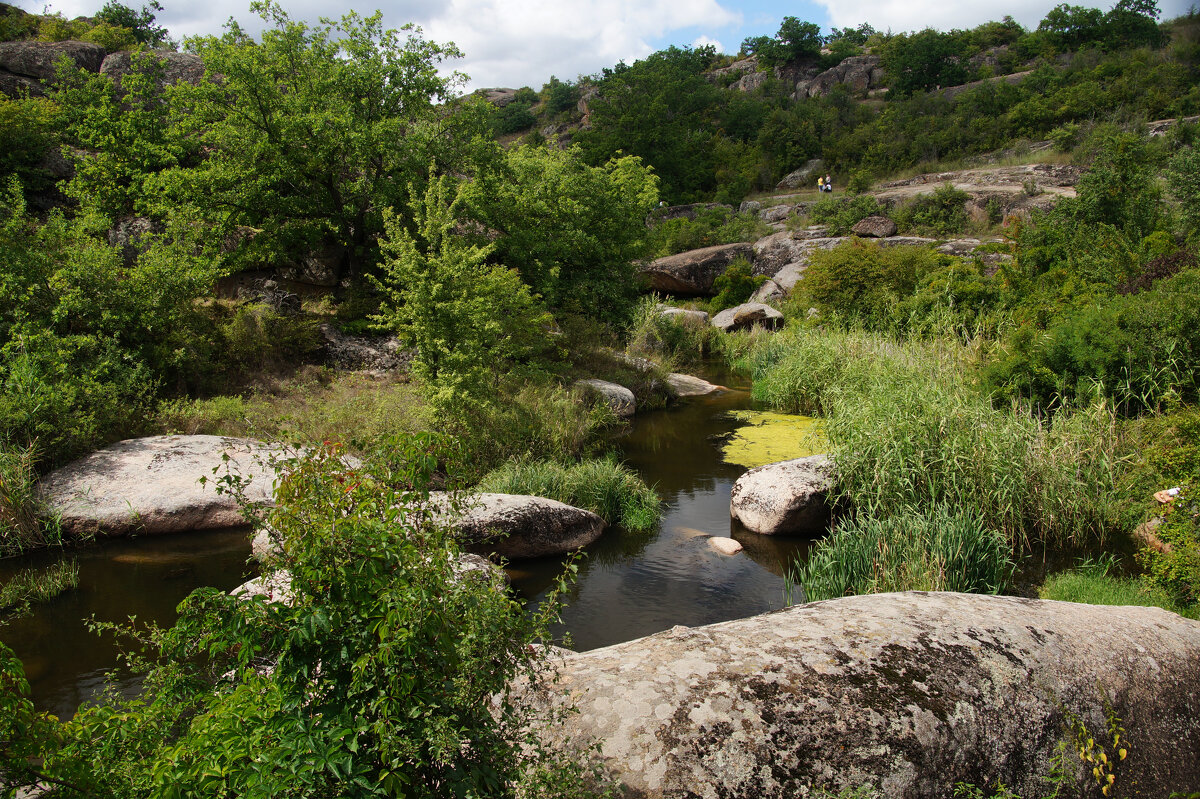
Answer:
[534,592,1200,798]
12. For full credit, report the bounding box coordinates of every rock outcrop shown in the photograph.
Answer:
[99,49,205,92]
[441,493,605,560]
[711,302,784,333]
[574,378,636,419]
[852,215,899,238]
[656,306,710,325]
[776,159,824,190]
[534,592,1200,798]
[640,242,755,295]
[793,55,883,99]
[320,324,412,373]
[0,39,105,84]
[38,435,279,537]
[729,454,833,535]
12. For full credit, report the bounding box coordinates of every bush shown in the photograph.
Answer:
[806,195,883,236]
[646,207,768,258]
[20,438,609,796]
[800,241,947,330]
[892,183,971,236]
[1140,484,1200,609]
[793,504,1013,602]
[477,455,660,532]
[709,257,767,313]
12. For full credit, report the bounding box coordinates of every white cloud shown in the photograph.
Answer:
[423,0,740,90]
[812,0,1194,33]
[691,34,724,53]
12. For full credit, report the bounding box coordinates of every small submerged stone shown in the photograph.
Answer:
[706,536,743,556]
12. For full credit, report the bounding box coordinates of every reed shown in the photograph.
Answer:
[477,455,660,532]
[0,559,79,614]
[0,442,61,556]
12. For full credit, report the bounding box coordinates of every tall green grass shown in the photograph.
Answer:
[791,504,1014,602]
[0,559,78,614]
[735,326,1124,552]
[477,455,660,532]
[0,442,61,556]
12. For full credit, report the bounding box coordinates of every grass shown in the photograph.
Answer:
[626,295,724,368]
[0,559,79,615]
[788,504,1014,603]
[1039,570,1164,608]
[734,325,1126,553]
[155,370,429,449]
[0,442,62,556]
[476,455,660,532]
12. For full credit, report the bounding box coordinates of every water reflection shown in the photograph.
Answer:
[0,529,254,719]
[510,363,823,652]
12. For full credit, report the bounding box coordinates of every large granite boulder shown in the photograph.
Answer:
[656,305,710,325]
[776,159,823,190]
[753,230,812,276]
[440,493,605,560]
[534,592,1200,798]
[38,435,279,537]
[574,378,636,419]
[666,373,724,397]
[711,302,784,333]
[852,215,899,238]
[640,242,755,295]
[99,49,205,92]
[729,454,833,535]
[0,40,106,82]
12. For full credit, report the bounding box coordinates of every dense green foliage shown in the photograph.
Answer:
[646,206,768,258]
[0,1,168,48]
[1,440,607,796]
[794,504,1013,601]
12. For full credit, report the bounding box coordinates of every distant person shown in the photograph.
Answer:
[824,174,833,193]
[817,176,825,193]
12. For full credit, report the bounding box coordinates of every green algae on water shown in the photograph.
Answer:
[721,411,828,469]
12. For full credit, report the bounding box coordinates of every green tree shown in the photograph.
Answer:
[158,1,472,281]
[374,175,555,417]
[741,16,822,67]
[573,45,721,202]
[459,145,659,325]
[881,28,970,96]
[94,1,170,47]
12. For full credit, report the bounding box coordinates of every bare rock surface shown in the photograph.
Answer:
[574,378,636,418]
[750,279,783,303]
[0,40,105,81]
[320,324,412,373]
[39,435,279,537]
[535,592,1200,798]
[872,164,1081,212]
[729,454,833,535]
[99,49,205,91]
[640,242,755,295]
[711,302,784,333]
[436,493,605,560]
[776,159,823,190]
[852,215,898,238]
[666,373,724,397]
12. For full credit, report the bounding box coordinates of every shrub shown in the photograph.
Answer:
[646,207,769,258]
[806,194,882,235]
[1140,484,1200,609]
[892,183,971,236]
[800,241,947,331]
[626,296,722,367]
[477,455,660,532]
[24,438,609,796]
[709,257,767,313]
[793,504,1013,602]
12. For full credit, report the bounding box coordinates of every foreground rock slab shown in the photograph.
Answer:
[438,493,605,560]
[730,454,833,535]
[536,592,1200,798]
[39,435,279,537]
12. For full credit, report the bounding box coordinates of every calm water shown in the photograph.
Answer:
[509,365,816,651]
[2,363,821,716]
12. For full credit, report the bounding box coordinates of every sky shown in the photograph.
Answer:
[16,0,1195,92]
